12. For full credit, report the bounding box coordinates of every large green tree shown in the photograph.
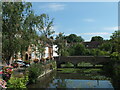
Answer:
[2,2,30,64]
[65,34,84,43]
[68,43,86,56]
[91,36,103,42]
[2,2,43,64]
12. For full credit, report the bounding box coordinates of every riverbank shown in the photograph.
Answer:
[27,68,114,89]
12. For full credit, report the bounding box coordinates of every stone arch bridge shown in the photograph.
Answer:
[54,56,111,68]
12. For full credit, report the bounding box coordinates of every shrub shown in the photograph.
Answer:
[110,52,120,61]
[7,75,28,89]
[51,60,57,69]
[27,63,43,83]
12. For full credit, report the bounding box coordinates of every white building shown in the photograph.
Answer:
[53,45,59,57]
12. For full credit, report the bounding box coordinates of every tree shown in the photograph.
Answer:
[110,30,120,53]
[91,36,103,42]
[37,14,55,45]
[68,43,86,56]
[2,2,41,64]
[65,34,84,43]
[2,2,29,64]
[55,33,68,56]
[99,40,113,53]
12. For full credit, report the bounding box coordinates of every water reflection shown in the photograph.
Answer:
[27,69,115,89]
[49,79,113,88]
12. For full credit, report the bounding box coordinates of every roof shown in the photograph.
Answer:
[83,41,102,49]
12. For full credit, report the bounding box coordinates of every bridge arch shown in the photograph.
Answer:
[57,61,77,68]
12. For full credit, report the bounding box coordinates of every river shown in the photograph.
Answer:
[27,68,118,89]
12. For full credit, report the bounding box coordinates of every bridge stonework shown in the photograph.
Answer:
[54,56,111,68]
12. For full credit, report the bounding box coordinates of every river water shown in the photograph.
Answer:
[27,68,116,89]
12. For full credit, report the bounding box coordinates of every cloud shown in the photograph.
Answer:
[79,32,110,35]
[83,18,95,22]
[103,26,118,31]
[40,3,66,11]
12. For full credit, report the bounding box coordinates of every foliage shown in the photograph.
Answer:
[65,34,84,43]
[2,2,31,64]
[99,41,112,53]
[61,62,74,68]
[37,14,55,39]
[89,49,109,56]
[91,36,103,42]
[51,61,57,69]
[2,2,54,65]
[110,52,120,61]
[110,30,120,53]
[55,33,67,56]
[27,63,43,83]
[7,75,28,89]
[68,43,86,56]
[113,64,120,79]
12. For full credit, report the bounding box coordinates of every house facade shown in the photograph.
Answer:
[10,44,59,64]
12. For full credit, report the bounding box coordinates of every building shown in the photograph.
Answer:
[83,41,103,49]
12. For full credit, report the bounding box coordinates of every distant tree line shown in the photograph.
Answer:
[55,30,120,57]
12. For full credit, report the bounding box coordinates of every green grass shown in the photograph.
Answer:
[57,68,102,73]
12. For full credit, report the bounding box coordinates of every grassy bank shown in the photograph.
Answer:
[57,68,102,73]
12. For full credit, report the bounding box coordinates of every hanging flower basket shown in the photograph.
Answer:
[46,57,50,61]
[2,66,13,81]
[11,63,18,68]
[34,59,39,63]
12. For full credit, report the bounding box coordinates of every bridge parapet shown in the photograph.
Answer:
[54,56,111,68]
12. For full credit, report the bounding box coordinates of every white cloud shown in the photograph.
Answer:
[79,32,110,35]
[83,18,95,22]
[103,26,118,31]
[40,3,66,11]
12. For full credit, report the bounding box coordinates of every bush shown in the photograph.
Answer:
[51,61,57,69]
[7,75,28,89]
[27,63,43,83]
[110,52,120,61]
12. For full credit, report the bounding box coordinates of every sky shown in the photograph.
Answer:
[31,2,118,41]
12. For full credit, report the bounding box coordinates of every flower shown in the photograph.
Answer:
[2,66,13,81]
[2,66,13,74]
[0,79,7,88]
